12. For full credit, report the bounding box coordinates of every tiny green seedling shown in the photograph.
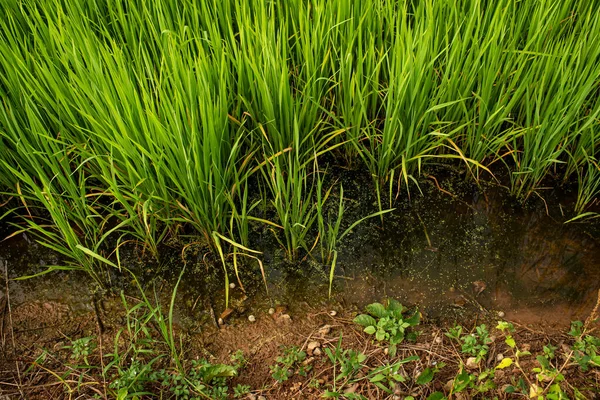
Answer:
[233,384,251,398]
[445,324,463,341]
[568,321,600,371]
[322,334,368,398]
[270,346,311,382]
[353,300,420,357]
[416,362,446,385]
[368,355,419,394]
[66,336,96,365]
[460,324,492,362]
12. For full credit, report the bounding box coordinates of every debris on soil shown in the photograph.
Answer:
[317,324,332,337]
[472,280,487,296]
[2,292,600,399]
[220,307,234,321]
[275,313,292,325]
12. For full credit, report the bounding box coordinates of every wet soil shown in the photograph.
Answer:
[1,173,599,398]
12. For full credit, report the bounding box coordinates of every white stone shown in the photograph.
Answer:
[317,324,332,336]
[307,341,321,355]
[277,314,292,324]
[466,357,478,369]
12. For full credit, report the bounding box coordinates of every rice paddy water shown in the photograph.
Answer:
[2,176,599,328]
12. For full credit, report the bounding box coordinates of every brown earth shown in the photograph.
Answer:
[1,292,600,400]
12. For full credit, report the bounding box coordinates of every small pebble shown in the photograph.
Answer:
[434,336,442,344]
[444,379,454,392]
[344,383,359,394]
[313,348,322,356]
[277,314,292,324]
[307,341,321,355]
[329,310,337,317]
[498,311,505,318]
[496,353,505,361]
[466,357,478,369]
[302,356,315,365]
[317,324,332,336]
[248,315,256,322]
[229,282,236,289]
[268,308,275,315]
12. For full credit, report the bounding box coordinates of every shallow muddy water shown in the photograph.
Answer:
[333,183,600,327]
[1,178,599,330]
[243,179,600,328]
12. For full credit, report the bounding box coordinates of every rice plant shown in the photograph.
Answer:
[0,0,598,287]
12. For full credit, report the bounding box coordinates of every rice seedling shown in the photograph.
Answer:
[506,1,600,200]
[0,0,598,291]
[315,177,394,296]
[259,133,318,262]
[573,153,600,215]
[0,135,116,285]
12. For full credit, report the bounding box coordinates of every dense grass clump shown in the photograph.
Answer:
[0,0,598,284]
